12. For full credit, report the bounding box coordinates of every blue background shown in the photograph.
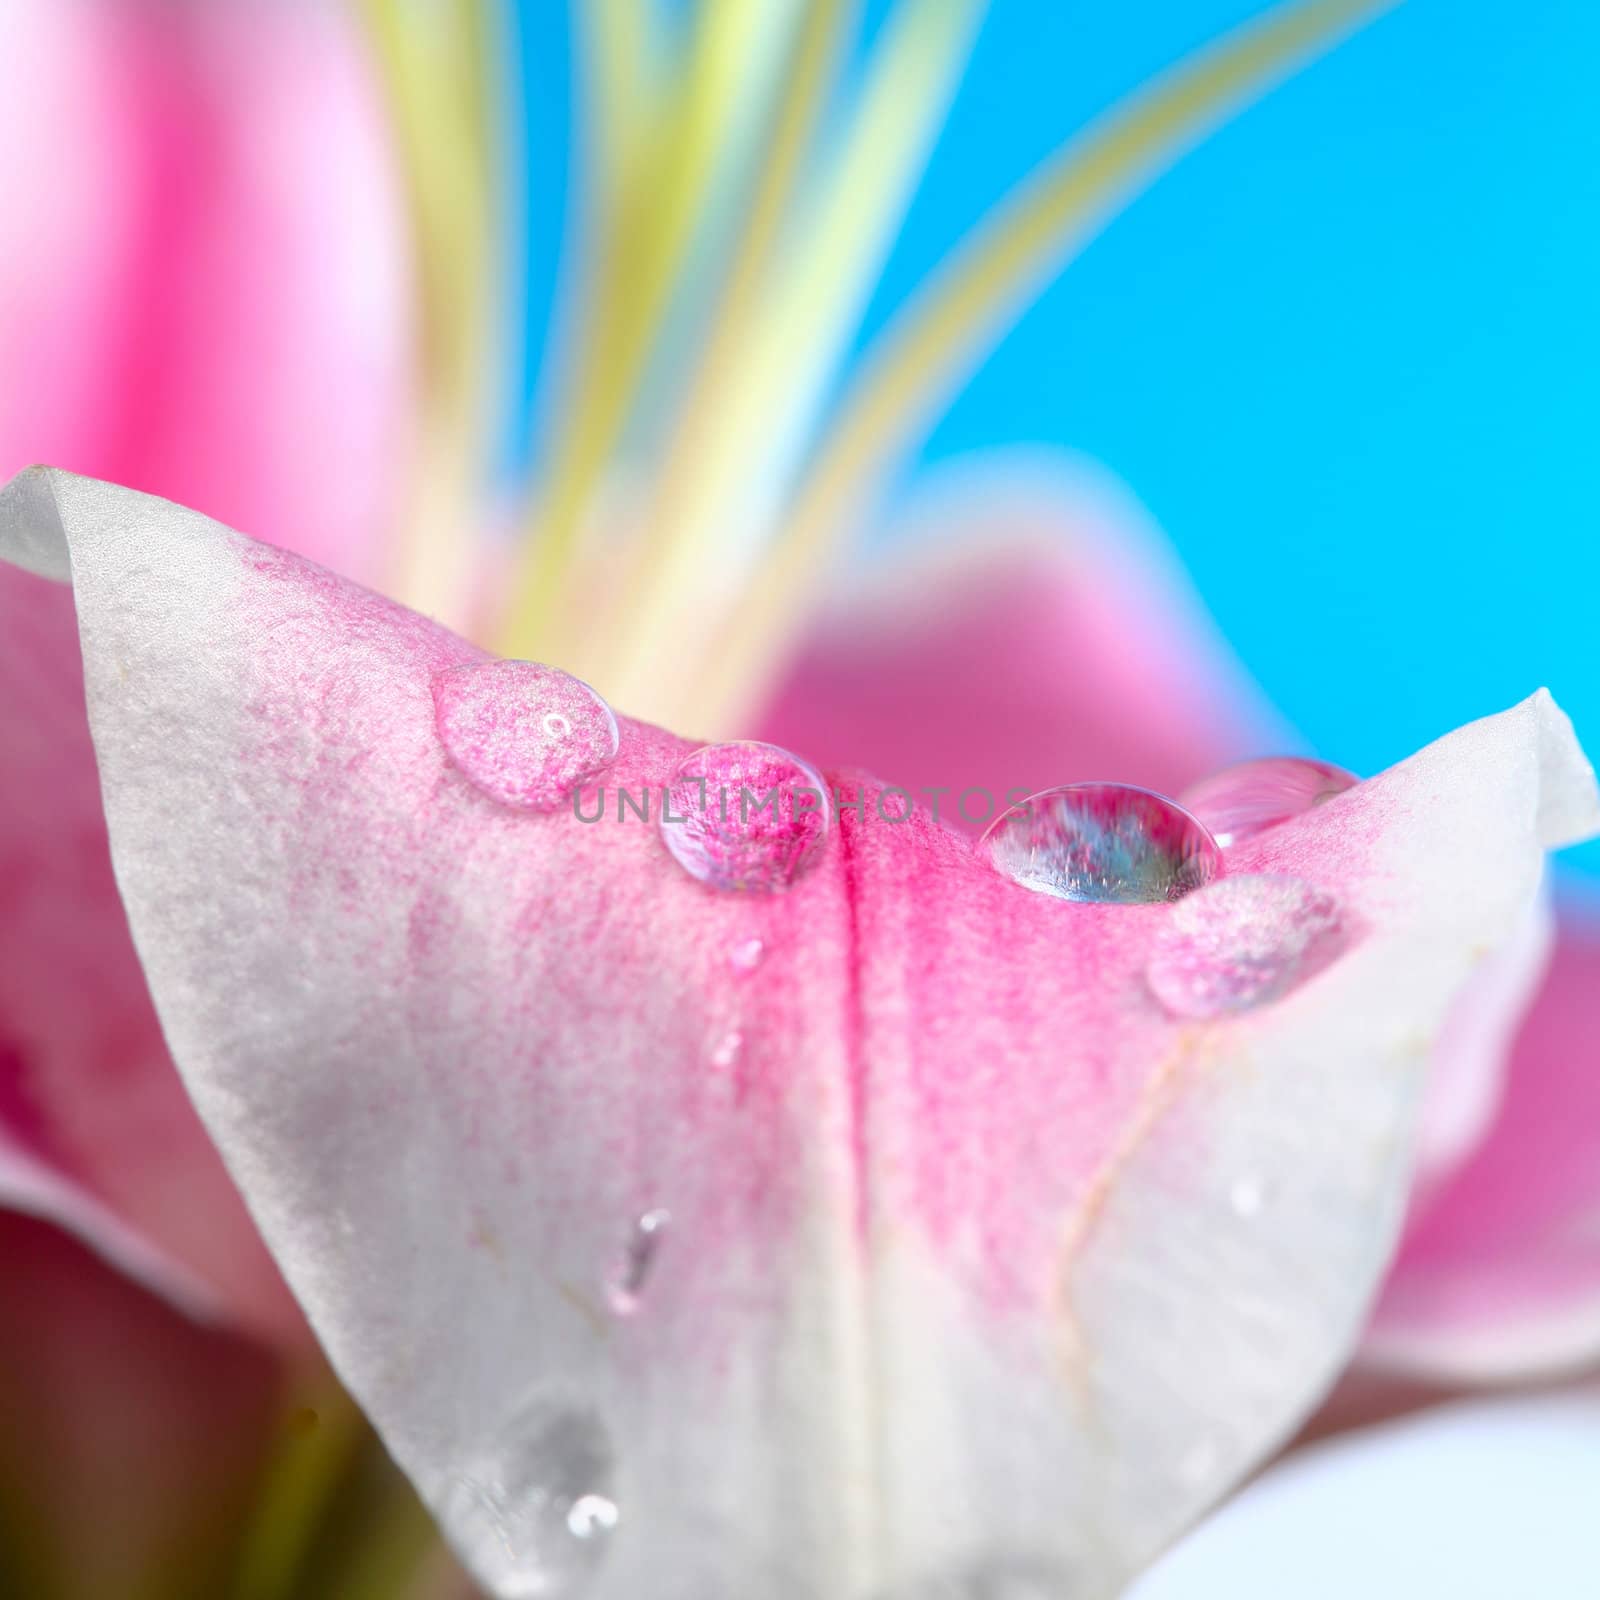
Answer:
[505,1,1599,872]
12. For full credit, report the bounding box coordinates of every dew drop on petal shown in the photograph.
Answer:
[440,1398,617,1596]
[980,784,1221,904]
[433,660,619,811]
[729,935,765,974]
[659,741,831,891]
[605,1208,671,1316]
[1179,756,1357,849]
[565,1494,620,1542]
[710,1029,743,1070]
[1146,874,1346,1020]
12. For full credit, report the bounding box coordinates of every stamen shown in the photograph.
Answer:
[501,0,791,665]
[601,0,981,724]
[686,0,1398,732]
[359,0,498,630]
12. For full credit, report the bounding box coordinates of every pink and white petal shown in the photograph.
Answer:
[753,459,1288,817]
[757,460,1543,1334]
[0,563,306,1342]
[6,468,1594,1599]
[1366,912,1600,1380]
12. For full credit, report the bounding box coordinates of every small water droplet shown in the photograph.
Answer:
[729,935,765,973]
[565,1494,620,1541]
[980,784,1221,904]
[433,660,619,811]
[1229,1175,1268,1217]
[440,1397,617,1597]
[1146,874,1345,1019]
[710,1029,743,1070]
[1179,757,1357,849]
[605,1208,670,1316]
[659,741,831,891]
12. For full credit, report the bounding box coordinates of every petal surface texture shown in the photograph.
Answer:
[7,468,1596,1600]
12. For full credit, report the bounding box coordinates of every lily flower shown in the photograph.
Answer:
[5,0,1600,1593]
[4,462,1595,1596]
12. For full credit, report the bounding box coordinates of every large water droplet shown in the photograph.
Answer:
[729,935,765,974]
[710,1029,744,1070]
[1179,757,1357,848]
[659,741,831,891]
[1146,874,1345,1019]
[605,1208,670,1316]
[980,784,1221,904]
[440,1398,617,1597]
[433,660,619,811]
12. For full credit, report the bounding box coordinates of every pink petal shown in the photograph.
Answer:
[1367,910,1600,1379]
[0,563,307,1341]
[6,468,1594,1597]
[0,0,409,1335]
[754,467,1285,818]
[0,0,413,577]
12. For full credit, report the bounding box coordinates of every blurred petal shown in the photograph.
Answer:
[1132,1393,1600,1599]
[0,564,305,1340]
[0,0,414,577]
[1367,911,1600,1379]
[6,468,1593,1599]
[0,1212,281,1599]
[0,0,408,1335]
[753,462,1286,823]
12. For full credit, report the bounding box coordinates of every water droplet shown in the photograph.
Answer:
[433,660,619,811]
[605,1208,670,1316]
[659,740,831,891]
[710,1029,743,1070]
[1229,1174,1268,1217]
[565,1494,619,1541]
[729,935,765,973]
[1146,874,1345,1019]
[440,1397,617,1597]
[1179,757,1357,849]
[980,784,1221,904]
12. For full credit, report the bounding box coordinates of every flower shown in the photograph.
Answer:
[4,464,1594,1597]
[6,0,1597,1594]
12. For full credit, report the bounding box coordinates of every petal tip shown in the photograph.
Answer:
[1523,688,1600,850]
